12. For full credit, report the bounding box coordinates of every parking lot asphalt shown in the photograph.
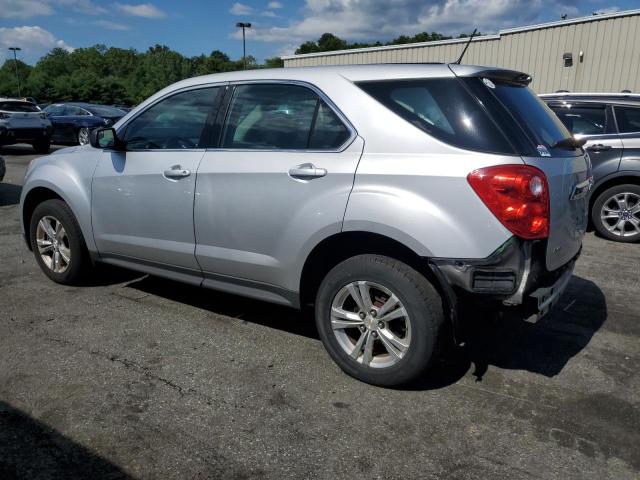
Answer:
[1,144,639,480]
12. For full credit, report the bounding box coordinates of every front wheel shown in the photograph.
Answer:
[29,199,91,284]
[315,254,444,387]
[77,127,90,145]
[592,184,640,243]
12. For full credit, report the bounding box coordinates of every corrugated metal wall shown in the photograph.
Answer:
[283,11,640,93]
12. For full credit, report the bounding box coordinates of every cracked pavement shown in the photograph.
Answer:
[1,145,639,479]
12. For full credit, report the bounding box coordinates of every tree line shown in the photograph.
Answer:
[0,45,283,106]
[0,31,476,106]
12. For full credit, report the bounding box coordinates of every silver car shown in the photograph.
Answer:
[20,65,590,386]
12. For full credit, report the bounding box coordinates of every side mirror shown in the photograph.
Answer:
[90,127,125,151]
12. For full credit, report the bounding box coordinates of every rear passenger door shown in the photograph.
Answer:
[614,105,640,171]
[547,102,622,181]
[194,82,364,298]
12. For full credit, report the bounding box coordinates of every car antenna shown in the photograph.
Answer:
[454,29,478,64]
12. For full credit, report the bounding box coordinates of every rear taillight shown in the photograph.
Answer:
[467,165,549,239]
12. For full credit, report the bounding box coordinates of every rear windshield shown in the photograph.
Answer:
[0,101,40,113]
[461,77,580,157]
[357,78,516,155]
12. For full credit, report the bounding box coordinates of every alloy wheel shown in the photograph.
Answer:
[330,281,411,368]
[36,215,71,273]
[600,192,640,237]
[78,128,90,145]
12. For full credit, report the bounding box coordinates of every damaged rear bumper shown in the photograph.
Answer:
[430,237,578,320]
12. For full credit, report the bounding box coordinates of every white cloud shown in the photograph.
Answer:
[230,2,253,15]
[0,0,53,18]
[246,0,596,46]
[56,0,106,15]
[115,2,166,18]
[261,10,278,17]
[95,20,130,30]
[268,1,283,8]
[0,26,73,64]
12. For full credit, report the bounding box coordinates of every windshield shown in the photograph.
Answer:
[462,77,578,156]
[86,105,126,117]
[0,101,41,113]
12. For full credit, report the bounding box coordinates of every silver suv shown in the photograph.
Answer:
[20,65,590,386]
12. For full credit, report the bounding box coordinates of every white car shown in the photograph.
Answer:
[0,99,52,153]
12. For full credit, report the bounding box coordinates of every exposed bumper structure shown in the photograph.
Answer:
[430,237,579,320]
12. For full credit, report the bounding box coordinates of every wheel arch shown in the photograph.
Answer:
[590,172,640,213]
[299,230,457,339]
[21,181,94,253]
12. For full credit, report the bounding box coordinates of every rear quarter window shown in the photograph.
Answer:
[357,78,516,155]
[0,101,40,113]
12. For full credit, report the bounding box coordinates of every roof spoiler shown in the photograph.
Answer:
[474,69,533,86]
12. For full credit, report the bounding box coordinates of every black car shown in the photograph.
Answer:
[541,93,640,243]
[43,103,126,145]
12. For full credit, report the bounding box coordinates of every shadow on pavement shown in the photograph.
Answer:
[0,183,22,207]
[0,401,132,480]
[125,273,606,389]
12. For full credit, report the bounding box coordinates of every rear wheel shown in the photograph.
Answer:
[32,139,50,154]
[315,254,444,387]
[29,199,91,284]
[77,127,90,145]
[592,184,640,243]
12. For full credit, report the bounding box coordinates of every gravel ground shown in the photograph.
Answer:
[1,145,639,480]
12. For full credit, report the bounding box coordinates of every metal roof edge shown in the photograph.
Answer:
[282,8,640,61]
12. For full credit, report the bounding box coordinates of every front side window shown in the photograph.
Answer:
[614,106,640,134]
[549,105,607,136]
[222,84,350,150]
[357,78,516,155]
[44,105,65,116]
[124,87,219,150]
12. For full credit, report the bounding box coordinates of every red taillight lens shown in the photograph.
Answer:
[467,165,549,239]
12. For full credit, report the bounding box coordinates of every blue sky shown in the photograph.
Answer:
[0,0,637,65]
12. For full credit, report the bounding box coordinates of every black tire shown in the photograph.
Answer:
[592,184,640,243]
[29,199,91,284]
[315,254,444,387]
[32,139,50,154]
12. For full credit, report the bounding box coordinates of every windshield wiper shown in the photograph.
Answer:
[551,137,586,149]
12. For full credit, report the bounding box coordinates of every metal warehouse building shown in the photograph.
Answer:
[282,9,640,94]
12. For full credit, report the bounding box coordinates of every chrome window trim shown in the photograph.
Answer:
[212,79,357,154]
[115,82,228,153]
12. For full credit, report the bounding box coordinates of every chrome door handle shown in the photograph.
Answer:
[587,144,611,152]
[163,165,191,179]
[288,163,327,179]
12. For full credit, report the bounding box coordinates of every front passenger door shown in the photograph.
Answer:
[92,85,222,271]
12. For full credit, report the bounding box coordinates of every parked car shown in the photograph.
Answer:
[0,155,5,182]
[541,93,640,242]
[0,98,52,153]
[21,65,590,386]
[43,103,126,146]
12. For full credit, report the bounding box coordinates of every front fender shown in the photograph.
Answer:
[20,152,98,252]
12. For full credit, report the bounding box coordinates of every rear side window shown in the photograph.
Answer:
[0,101,40,112]
[357,78,515,155]
[222,84,351,150]
[549,105,607,136]
[614,106,640,134]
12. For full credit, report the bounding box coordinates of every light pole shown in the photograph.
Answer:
[8,47,22,98]
[235,22,252,69]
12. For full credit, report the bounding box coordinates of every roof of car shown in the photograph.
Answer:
[166,63,521,90]
[539,92,640,106]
